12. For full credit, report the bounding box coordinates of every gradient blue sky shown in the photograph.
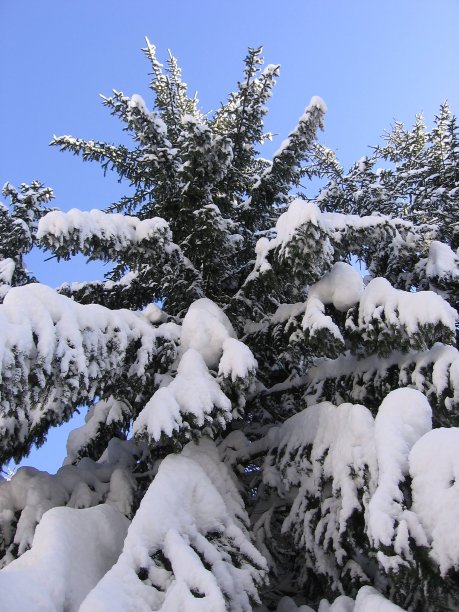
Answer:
[1,0,458,472]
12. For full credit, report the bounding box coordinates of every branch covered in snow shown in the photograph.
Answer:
[133,299,257,446]
[305,342,459,425]
[0,283,180,464]
[79,439,267,611]
[0,438,143,567]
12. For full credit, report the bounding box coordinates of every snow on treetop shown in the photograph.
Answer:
[308,95,328,114]
[273,96,327,158]
[263,63,280,76]
[128,93,149,114]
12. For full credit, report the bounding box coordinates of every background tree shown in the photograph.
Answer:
[0,44,458,612]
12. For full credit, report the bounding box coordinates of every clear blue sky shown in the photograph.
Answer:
[1,0,458,472]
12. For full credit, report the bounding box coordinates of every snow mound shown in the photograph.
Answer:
[180,297,236,368]
[134,299,256,444]
[303,263,363,344]
[218,337,258,382]
[425,240,459,280]
[309,262,363,313]
[369,389,432,555]
[354,586,406,610]
[0,504,129,612]
[0,438,141,564]
[80,439,267,611]
[410,427,459,574]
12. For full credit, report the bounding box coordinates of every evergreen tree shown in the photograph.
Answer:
[0,43,458,612]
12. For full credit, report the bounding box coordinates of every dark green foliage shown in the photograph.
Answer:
[0,181,53,292]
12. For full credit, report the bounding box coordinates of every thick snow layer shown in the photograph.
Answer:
[133,348,232,441]
[180,298,236,368]
[425,240,459,279]
[354,586,406,611]
[308,262,363,313]
[276,587,405,611]
[0,258,15,285]
[356,277,457,334]
[271,302,306,324]
[368,389,432,550]
[318,595,354,611]
[265,401,377,580]
[80,439,267,611]
[263,390,459,592]
[37,209,171,250]
[410,427,459,574]
[303,263,363,342]
[0,283,178,460]
[0,438,141,563]
[322,210,413,234]
[272,401,376,511]
[134,299,255,443]
[0,504,129,612]
[267,200,323,255]
[142,302,168,324]
[276,595,315,611]
[218,337,257,382]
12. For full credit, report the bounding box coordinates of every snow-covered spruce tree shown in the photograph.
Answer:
[0,43,458,612]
